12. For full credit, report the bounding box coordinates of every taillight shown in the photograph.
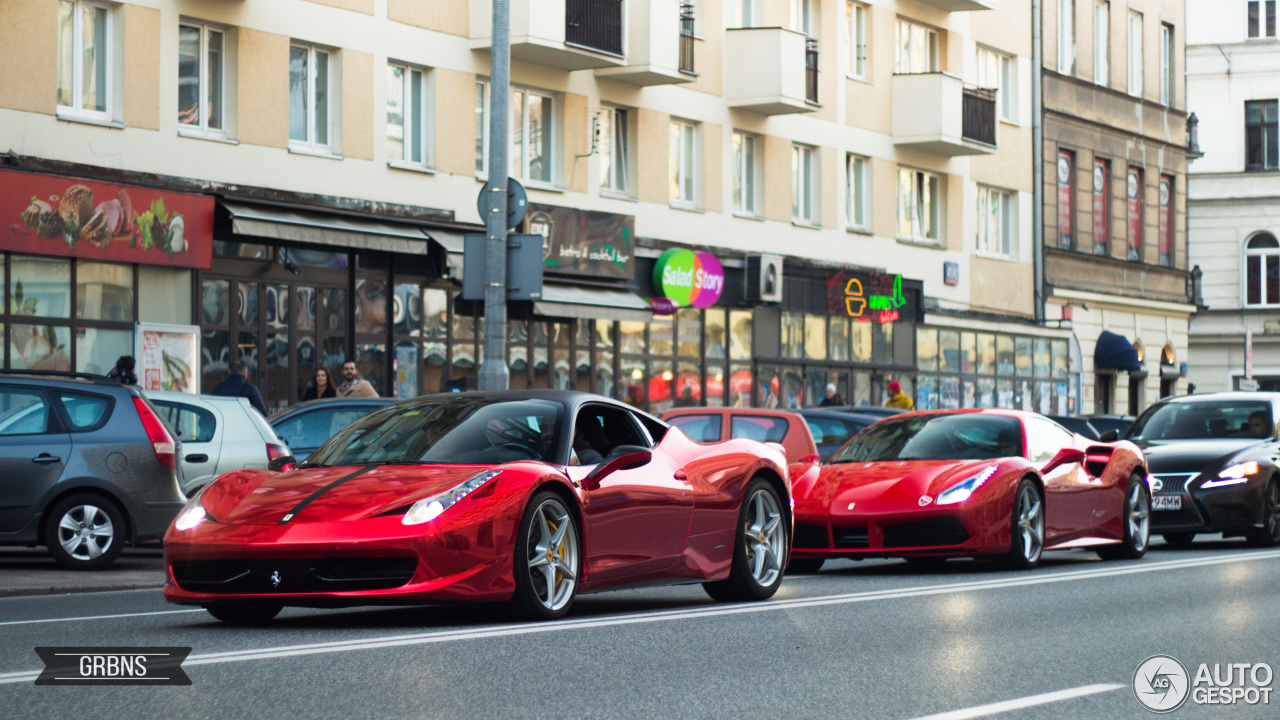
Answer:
[267,443,295,472]
[801,453,821,466]
[133,397,176,469]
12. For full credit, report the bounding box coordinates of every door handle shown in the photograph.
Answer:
[31,454,61,465]
[185,453,209,463]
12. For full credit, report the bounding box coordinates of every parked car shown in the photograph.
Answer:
[818,405,905,419]
[269,398,393,459]
[1087,414,1137,439]
[1048,415,1102,440]
[662,407,820,467]
[0,371,185,569]
[147,391,291,496]
[796,409,879,462]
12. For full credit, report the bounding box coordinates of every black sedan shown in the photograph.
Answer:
[1126,392,1280,547]
[796,409,879,462]
[268,398,394,460]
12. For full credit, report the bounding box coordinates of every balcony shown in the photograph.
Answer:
[914,0,997,10]
[724,27,820,115]
[595,0,696,86]
[892,73,997,156]
[470,0,626,71]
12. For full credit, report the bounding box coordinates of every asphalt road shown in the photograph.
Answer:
[2,539,1278,720]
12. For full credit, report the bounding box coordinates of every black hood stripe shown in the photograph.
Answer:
[278,465,376,525]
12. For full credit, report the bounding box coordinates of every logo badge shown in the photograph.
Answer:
[270,571,281,588]
[1151,478,1164,493]
[846,502,856,510]
[918,496,933,507]
[1133,654,1191,713]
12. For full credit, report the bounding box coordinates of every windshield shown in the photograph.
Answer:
[305,398,564,466]
[1127,400,1274,441]
[829,413,1023,463]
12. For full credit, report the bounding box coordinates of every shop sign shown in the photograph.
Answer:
[527,203,633,280]
[1,169,213,269]
[828,270,905,324]
[649,297,678,315]
[653,249,724,309]
[136,323,199,394]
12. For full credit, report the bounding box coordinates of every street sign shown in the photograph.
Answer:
[461,233,543,301]
[1235,377,1260,392]
[477,178,529,231]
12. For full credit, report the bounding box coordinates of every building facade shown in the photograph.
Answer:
[0,0,1077,415]
[1186,0,1280,394]
[1041,0,1194,416]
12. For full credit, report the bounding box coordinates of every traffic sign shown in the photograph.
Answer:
[477,177,529,230]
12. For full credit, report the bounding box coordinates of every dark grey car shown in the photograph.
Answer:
[0,371,185,569]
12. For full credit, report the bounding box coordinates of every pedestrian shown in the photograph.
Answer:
[302,367,337,400]
[885,380,914,410]
[818,383,843,407]
[337,360,379,398]
[210,360,269,416]
[106,355,137,386]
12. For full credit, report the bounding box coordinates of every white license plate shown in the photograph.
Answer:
[1153,495,1182,511]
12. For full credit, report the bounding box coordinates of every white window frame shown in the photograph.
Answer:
[177,22,225,137]
[289,43,332,153]
[895,19,939,74]
[475,79,488,176]
[732,131,760,217]
[792,144,819,225]
[1128,12,1144,98]
[1248,0,1278,39]
[793,0,817,38]
[669,120,698,209]
[1059,0,1076,74]
[57,0,114,122]
[599,105,631,196]
[898,168,941,243]
[1244,233,1280,307]
[1160,23,1173,106]
[1094,1,1110,86]
[977,46,1016,124]
[847,2,868,79]
[846,154,869,231]
[976,185,1015,258]
[736,0,759,28]
[386,62,433,169]
[511,87,557,186]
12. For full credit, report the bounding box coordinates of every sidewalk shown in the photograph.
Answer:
[0,547,166,598]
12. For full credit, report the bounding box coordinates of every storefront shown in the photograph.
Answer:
[914,326,1077,414]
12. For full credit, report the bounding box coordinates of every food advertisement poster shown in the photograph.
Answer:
[1,169,213,269]
[137,323,199,394]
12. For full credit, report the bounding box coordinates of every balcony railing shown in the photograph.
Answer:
[961,87,997,147]
[566,0,624,56]
[805,38,819,104]
[679,2,696,74]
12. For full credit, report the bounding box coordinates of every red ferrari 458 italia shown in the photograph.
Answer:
[163,391,793,622]
[789,409,1151,571]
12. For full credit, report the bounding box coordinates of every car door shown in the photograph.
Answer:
[0,386,72,533]
[570,404,693,581]
[154,399,221,493]
[1026,417,1097,540]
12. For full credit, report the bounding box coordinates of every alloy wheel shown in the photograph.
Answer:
[525,498,578,612]
[743,488,784,587]
[1016,486,1044,563]
[57,504,115,562]
[1128,482,1151,553]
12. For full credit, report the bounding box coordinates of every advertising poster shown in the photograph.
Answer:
[1159,176,1172,266]
[1057,152,1073,249]
[136,323,199,394]
[1127,168,1142,261]
[1092,161,1108,255]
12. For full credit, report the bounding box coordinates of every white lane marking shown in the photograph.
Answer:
[907,684,1125,720]
[0,609,202,628]
[1,549,1277,684]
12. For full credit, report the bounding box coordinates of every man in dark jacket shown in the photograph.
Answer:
[211,360,268,416]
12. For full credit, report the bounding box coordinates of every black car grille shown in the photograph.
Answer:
[1151,472,1199,495]
[1152,504,1206,529]
[794,523,830,549]
[832,526,869,549]
[882,518,970,548]
[172,557,418,594]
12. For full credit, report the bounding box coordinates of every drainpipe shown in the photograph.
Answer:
[1032,0,1046,324]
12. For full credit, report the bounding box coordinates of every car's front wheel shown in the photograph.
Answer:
[997,479,1044,570]
[205,604,282,624]
[704,478,788,602]
[44,494,125,570]
[1247,479,1280,548]
[511,490,580,620]
[1097,473,1150,560]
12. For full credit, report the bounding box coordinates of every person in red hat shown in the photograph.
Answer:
[885,380,914,410]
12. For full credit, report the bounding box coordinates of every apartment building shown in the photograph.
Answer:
[0,0,1073,415]
[1185,0,1280,393]
[1041,0,1194,416]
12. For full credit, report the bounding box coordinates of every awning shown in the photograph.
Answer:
[223,201,432,256]
[533,283,653,323]
[1094,330,1144,373]
[425,228,466,254]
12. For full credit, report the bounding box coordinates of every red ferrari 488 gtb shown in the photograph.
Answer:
[164,391,793,622]
[789,409,1150,571]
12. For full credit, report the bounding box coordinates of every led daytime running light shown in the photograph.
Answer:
[1201,462,1259,489]
[402,471,501,526]
[936,465,998,506]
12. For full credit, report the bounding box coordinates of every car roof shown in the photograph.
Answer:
[147,390,243,404]
[891,408,1039,422]
[268,396,395,421]
[663,407,804,420]
[0,371,137,393]
[795,409,880,422]
[1149,392,1280,406]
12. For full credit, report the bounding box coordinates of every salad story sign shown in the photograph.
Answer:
[136,323,199,394]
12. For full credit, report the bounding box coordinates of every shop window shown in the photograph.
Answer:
[649,314,674,356]
[1052,340,1070,379]
[851,320,871,363]
[619,321,646,355]
[829,317,850,361]
[1033,338,1051,377]
[996,335,1015,375]
[178,22,226,137]
[804,315,827,360]
[75,262,132,321]
[13,325,70,371]
[960,332,976,374]
[917,327,938,372]
[871,321,894,365]
[705,309,727,360]
[621,357,644,407]
[781,313,804,359]
[213,240,269,259]
[354,278,387,335]
[386,62,432,168]
[57,0,114,122]
[12,257,71,319]
[705,365,726,407]
[676,361,700,407]
[320,287,346,332]
[977,333,996,375]
[977,377,996,407]
[996,378,1015,408]
[729,310,753,360]
[938,330,960,373]
[289,43,333,152]
[677,308,701,358]
[1015,337,1033,377]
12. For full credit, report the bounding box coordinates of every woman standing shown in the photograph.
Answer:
[302,367,337,400]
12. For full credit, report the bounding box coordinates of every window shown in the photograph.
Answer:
[895,20,939,74]
[1128,12,1143,98]
[0,389,50,436]
[1057,150,1074,250]
[737,0,759,28]
[667,414,722,443]
[57,0,112,120]
[977,185,1014,258]
[846,154,869,229]
[792,144,818,224]
[289,44,331,151]
[599,106,630,195]
[178,23,225,135]
[1095,1,1110,85]
[387,63,431,167]
[1093,159,1110,256]
[1246,100,1279,171]
[669,120,697,207]
[792,0,817,37]
[512,88,554,184]
[1159,175,1173,267]
[1059,0,1075,74]
[1026,417,1074,463]
[58,392,110,430]
[1126,166,1143,261]
[1249,0,1278,39]
[848,2,867,78]
[1161,24,1173,105]
[898,168,940,242]
[732,131,759,215]
[475,81,487,175]
[154,400,217,443]
[977,47,1016,123]
[730,415,789,443]
[1245,233,1280,306]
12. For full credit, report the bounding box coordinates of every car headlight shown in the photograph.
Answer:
[174,487,211,532]
[935,466,999,506]
[1201,462,1260,489]
[402,471,501,526]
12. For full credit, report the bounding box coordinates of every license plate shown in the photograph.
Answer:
[1153,495,1182,511]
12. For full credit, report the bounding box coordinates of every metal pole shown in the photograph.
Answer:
[1032,0,1045,325]
[479,0,511,390]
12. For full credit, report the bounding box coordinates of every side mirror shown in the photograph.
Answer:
[1098,429,1119,442]
[583,450,651,490]
[1041,447,1086,474]
[268,455,297,473]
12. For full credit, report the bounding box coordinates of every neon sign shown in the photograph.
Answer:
[833,272,905,324]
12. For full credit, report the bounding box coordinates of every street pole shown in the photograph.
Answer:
[1032,0,1045,325]
[479,0,511,390]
